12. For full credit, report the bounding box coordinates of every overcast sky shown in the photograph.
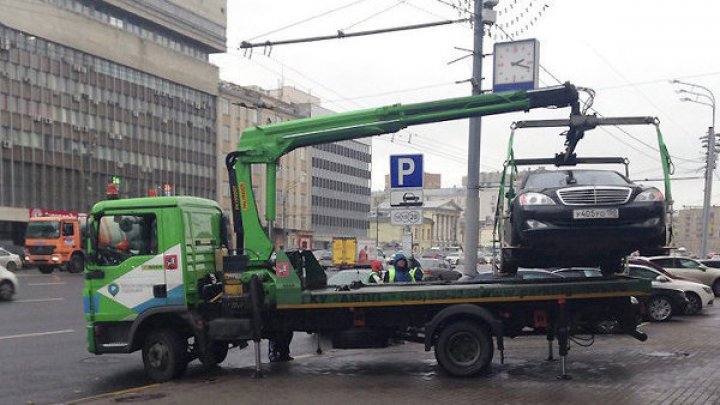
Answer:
[211,0,720,207]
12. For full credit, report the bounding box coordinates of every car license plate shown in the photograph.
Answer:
[573,208,619,219]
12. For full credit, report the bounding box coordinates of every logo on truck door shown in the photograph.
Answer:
[164,254,178,270]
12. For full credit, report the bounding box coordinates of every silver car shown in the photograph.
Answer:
[0,265,18,300]
[0,247,22,272]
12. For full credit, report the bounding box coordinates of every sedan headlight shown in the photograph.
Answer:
[519,192,556,206]
[703,286,713,294]
[635,188,663,202]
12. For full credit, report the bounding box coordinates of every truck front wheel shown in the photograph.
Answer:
[38,265,53,274]
[142,329,189,382]
[434,320,493,377]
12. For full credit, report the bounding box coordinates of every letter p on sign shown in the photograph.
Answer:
[390,154,423,188]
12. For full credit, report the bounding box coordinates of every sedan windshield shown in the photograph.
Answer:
[524,170,630,189]
[26,221,61,239]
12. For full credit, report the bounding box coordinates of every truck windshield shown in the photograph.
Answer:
[26,221,61,238]
[95,214,158,266]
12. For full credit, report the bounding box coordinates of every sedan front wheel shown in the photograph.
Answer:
[646,296,673,322]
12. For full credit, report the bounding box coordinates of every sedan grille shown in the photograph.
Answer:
[27,245,55,255]
[556,187,632,206]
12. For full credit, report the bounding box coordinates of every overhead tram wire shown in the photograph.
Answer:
[433,1,704,168]
[239,19,470,50]
[243,0,371,42]
[224,52,502,168]
[341,1,409,31]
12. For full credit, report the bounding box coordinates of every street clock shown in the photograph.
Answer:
[492,39,540,92]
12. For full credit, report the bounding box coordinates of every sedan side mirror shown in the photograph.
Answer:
[655,275,671,283]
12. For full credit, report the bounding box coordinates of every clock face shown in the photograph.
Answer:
[493,40,539,91]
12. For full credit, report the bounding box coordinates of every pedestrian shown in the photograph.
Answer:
[384,253,423,283]
[367,259,384,284]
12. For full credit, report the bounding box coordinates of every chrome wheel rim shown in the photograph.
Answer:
[649,298,672,320]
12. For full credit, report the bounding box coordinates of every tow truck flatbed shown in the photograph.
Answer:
[282,277,650,309]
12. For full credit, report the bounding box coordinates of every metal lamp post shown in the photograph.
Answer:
[673,80,717,258]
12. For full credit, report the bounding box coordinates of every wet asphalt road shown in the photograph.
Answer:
[0,270,320,405]
[2,269,720,404]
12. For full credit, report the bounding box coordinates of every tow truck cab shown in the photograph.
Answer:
[84,196,225,354]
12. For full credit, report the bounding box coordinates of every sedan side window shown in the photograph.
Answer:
[679,259,701,269]
[652,258,675,268]
[629,267,657,280]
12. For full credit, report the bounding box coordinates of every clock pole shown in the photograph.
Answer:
[462,0,495,278]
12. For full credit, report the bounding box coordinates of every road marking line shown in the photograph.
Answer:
[0,329,74,340]
[27,282,67,286]
[67,383,161,404]
[14,298,65,303]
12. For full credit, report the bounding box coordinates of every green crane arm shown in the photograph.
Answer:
[226,83,580,261]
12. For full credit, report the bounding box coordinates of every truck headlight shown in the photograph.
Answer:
[51,255,60,262]
[519,192,556,206]
[635,188,663,202]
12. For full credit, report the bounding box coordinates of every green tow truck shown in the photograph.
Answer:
[83,83,650,382]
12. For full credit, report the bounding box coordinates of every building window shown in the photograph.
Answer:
[221,99,229,115]
[223,125,230,141]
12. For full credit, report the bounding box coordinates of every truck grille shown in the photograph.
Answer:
[27,245,55,255]
[556,187,632,206]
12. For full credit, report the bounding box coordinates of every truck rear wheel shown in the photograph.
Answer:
[38,265,53,274]
[142,329,189,382]
[435,321,493,377]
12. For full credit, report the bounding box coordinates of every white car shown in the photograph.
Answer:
[644,256,720,296]
[446,253,462,267]
[629,264,714,315]
[0,247,22,272]
[0,265,18,300]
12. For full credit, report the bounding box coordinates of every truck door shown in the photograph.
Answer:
[85,211,165,322]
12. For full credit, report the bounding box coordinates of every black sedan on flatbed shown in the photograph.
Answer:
[500,169,667,275]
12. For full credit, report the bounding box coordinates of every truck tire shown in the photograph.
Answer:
[38,265,53,274]
[434,320,493,377]
[142,329,189,382]
[0,281,14,300]
[499,249,518,276]
[199,341,229,366]
[69,254,84,274]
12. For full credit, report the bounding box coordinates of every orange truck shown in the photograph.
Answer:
[25,215,87,274]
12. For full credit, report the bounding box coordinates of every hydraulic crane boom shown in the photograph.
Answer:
[226,83,581,262]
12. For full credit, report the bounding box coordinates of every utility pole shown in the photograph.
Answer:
[462,0,496,277]
[673,80,716,258]
[376,205,380,249]
[701,125,716,258]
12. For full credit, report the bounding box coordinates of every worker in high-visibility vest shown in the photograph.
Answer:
[384,253,423,283]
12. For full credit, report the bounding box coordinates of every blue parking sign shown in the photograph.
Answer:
[390,154,423,188]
